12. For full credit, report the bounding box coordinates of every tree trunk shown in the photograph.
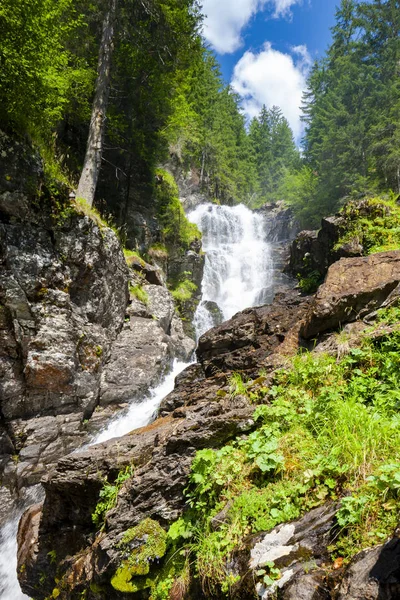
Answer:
[76,0,117,207]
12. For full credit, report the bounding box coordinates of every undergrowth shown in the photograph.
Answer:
[336,194,400,254]
[160,305,400,596]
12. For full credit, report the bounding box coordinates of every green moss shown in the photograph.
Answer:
[154,168,201,250]
[111,519,167,592]
[129,284,149,305]
[171,279,197,303]
[148,243,169,261]
[111,563,154,593]
[124,248,146,267]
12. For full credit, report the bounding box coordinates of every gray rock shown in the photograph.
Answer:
[337,534,400,599]
[99,317,172,405]
[302,251,400,338]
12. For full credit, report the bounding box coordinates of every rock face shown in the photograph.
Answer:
[0,133,129,493]
[197,288,312,376]
[0,132,195,504]
[257,201,299,244]
[337,532,400,599]
[287,215,362,281]
[302,251,400,338]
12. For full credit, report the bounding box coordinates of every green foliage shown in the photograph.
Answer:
[154,169,201,249]
[335,196,400,254]
[0,0,93,134]
[228,372,247,397]
[301,0,400,219]
[124,249,146,267]
[129,284,149,305]
[297,270,322,294]
[248,104,300,206]
[164,311,400,594]
[171,279,197,303]
[92,466,133,529]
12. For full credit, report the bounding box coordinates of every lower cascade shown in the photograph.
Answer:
[0,202,276,600]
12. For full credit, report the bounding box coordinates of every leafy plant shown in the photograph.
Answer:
[92,466,133,528]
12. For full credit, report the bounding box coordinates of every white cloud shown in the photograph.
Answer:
[201,0,303,54]
[231,42,311,140]
[271,0,303,17]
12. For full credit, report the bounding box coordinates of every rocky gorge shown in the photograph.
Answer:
[2,132,400,600]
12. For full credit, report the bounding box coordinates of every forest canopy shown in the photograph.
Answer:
[0,0,399,228]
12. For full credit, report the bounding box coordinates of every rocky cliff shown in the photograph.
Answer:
[0,133,194,517]
[17,245,400,600]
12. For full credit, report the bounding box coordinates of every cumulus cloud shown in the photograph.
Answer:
[231,42,311,140]
[201,0,303,54]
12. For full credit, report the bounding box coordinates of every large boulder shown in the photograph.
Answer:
[197,288,312,376]
[302,251,400,339]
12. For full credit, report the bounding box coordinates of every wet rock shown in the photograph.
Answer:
[256,201,299,243]
[302,251,400,338]
[201,300,224,328]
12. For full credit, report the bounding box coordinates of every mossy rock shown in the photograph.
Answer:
[111,519,167,592]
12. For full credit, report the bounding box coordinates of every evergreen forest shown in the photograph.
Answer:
[1,0,398,230]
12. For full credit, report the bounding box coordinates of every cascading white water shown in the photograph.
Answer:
[92,359,189,444]
[0,202,273,600]
[0,361,189,600]
[189,203,273,338]
[0,486,43,600]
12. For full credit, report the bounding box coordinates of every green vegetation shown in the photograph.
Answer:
[335,195,400,254]
[150,307,400,595]
[154,169,201,249]
[92,466,133,529]
[129,284,149,305]
[124,249,146,267]
[171,279,197,303]
[111,519,167,592]
[299,0,400,225]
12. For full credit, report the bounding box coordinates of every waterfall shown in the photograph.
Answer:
[92,359,189,444]
[0,202,274,600]
[189,203,273,338]
[0,487,43,600]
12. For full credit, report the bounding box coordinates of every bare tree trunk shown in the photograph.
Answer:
[76,0,117,207]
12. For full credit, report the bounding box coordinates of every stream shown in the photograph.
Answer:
[0,202,273,599]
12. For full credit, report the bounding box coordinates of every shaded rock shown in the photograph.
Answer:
[256,201,299,243]
[302,251,400,339]
[126,254,163,286]
[282,570,329,600]
[337,533,400,600]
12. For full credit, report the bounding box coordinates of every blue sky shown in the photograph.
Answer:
[200,0,339,140]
